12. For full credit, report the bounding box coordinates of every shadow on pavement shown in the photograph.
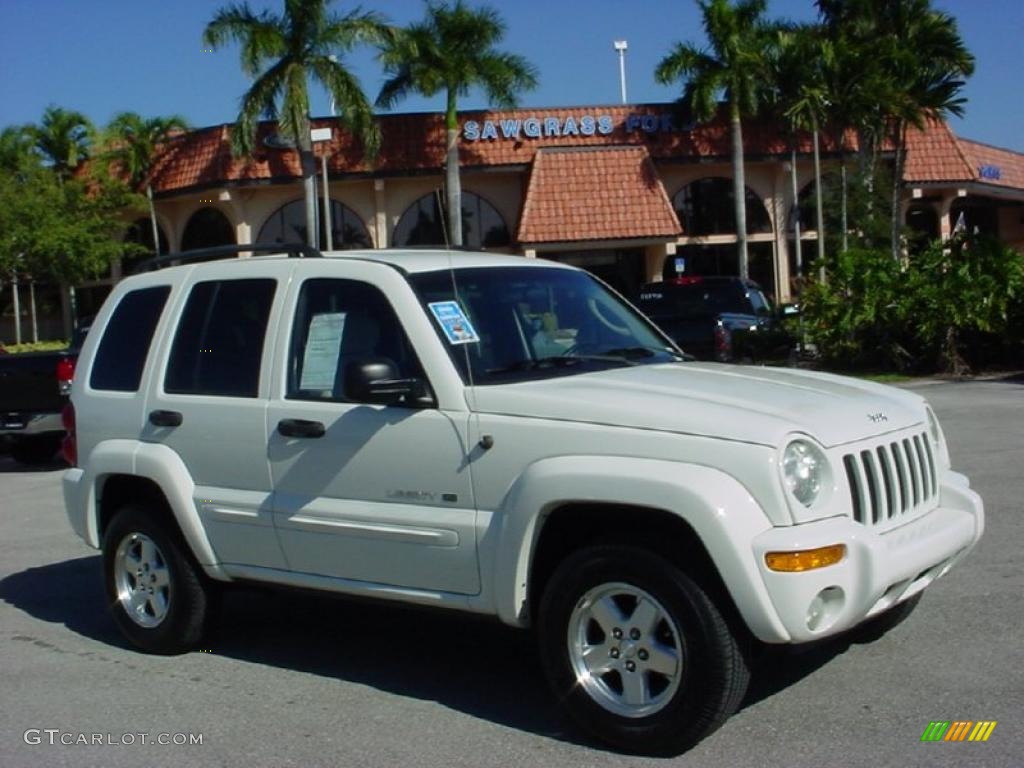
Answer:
[1,555,885,744]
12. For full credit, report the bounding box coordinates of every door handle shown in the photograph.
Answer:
[277,418,325,438]
[149,409,183,427]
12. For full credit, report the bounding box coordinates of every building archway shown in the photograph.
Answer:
[949,197,1000,239]
[393,191,510,249]
[181,207,236,252]
[257,198,371,249]
[672,177,772,236]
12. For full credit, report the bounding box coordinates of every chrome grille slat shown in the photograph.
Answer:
[842,430,938,530]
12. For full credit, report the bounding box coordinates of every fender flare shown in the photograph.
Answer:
[86,440,228,581]
[488,455,791,642]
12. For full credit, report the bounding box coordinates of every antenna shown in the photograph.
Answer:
[435,188,484,443]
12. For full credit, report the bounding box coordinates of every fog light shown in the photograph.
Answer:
[806,586,845,632]
[765,544,846,572]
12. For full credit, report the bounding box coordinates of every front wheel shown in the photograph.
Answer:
[537,546,749,755]
[102,504,210,654]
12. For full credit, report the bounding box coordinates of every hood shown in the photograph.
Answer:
[470,363,926,448]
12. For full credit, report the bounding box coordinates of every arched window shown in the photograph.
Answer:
[393,191,510,249]
[123,217,169,260]
[787,175,841,233]
[949,197,999,239]
[673,178,772,236]
[181,207,235,251]
[257,198,370,249]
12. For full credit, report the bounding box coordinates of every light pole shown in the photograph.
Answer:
[613,40,628,104]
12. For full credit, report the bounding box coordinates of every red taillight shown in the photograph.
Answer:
[672,276,703,286]
[56,357,75,396]
[61,402,77,467]
[714,322,732,361]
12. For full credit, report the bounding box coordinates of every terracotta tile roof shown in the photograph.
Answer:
[516,146,682,244]
[902,119,976,183]
[957,138,1024,190]
[140,104,847,195]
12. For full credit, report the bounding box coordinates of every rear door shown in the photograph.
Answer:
[143,260,293,569]
[266,262,479,595]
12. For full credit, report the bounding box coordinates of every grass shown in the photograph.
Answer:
[1,340,69,353]
[854,372,917,383]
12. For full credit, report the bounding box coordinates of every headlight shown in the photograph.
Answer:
[782,439,829,507]
[925,406,951,468]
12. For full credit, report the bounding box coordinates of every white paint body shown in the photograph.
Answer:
[63,250,984,644]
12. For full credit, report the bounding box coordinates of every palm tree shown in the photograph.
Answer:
[30,106,93,181]
[0,125,38,174]
[101,112,190,257]
[204,0,387,249]
[657,0,772,279]
[376,1,537,247]
[769,24,829,279]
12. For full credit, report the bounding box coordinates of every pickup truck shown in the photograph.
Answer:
[62,247,983,755]
[635,276,792,362]
[0,325,86,464]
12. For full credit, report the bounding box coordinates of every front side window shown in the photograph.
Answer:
[165,279,276,398]
[287,279,426,403]
[90,286,171,392]
[411,267,681,384]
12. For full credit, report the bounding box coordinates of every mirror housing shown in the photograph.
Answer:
[344,359,429,406]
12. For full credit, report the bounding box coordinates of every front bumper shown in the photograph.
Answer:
[751,471,983,643]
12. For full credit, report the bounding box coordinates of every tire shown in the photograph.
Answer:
[11,435,61,465]
[537,546,750,756]
[102,503,210,654]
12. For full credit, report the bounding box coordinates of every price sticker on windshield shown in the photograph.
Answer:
[428,301,480,345]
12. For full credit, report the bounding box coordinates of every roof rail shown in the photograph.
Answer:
[131,242,322,274]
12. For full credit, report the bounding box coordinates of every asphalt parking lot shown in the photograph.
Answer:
[1,377,1021,768]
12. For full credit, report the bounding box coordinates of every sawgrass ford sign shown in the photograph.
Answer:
[462,112,687,141]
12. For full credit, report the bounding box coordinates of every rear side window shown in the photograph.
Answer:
[90,286,171,392]
[165,279,276,398]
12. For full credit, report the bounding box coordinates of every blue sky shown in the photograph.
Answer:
[1,0,1021,150]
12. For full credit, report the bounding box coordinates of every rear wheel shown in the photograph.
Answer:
[537,546,749,755]
[102,504,209,654]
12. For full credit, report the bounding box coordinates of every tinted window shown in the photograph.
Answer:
[636,281,748,319]
[287,279,426,403]
[165,279,276,398]
[90,286,170,391]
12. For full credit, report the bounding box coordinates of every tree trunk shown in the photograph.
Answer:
[813,127,826,281]
[10,273,21,345]
[299,146,319,249]
[790,147,802,279]
[730,103,749,279]
[30,281,38,343]
[840,158,849,253]
[146,185,161,257]
[890,120,907,262]
[445,89,463,248]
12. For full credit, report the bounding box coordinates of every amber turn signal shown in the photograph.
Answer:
[765,544,846,572]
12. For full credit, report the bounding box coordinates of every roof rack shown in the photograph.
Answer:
[132,242,322,274]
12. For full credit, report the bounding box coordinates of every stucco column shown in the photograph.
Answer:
[644,242,674,282]
[938,192,959,240]
[373,179,387,249]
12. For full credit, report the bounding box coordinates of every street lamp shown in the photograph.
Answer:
[613,40,628,104]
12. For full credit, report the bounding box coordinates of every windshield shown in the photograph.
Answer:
[411,266,682,384]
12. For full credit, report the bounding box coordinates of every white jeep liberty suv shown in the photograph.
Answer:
[62,246,984,755]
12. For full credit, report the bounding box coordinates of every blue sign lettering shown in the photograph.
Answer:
[544,117,561,137]
[562,116,579,136]
[500,119,521,139]
[480,121,498,140]
[523,118,542,138]
[979,164,1002,180]
[580,116,596,136]
[598,116,614,135]
[463,120,480,141]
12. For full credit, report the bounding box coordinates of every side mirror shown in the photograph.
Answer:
[344,359,428,406]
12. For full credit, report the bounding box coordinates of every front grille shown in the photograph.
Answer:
[842,431,938,527]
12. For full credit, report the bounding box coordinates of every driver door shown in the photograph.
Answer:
[267,270,479,595]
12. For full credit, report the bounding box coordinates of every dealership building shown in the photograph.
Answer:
[12,102,1024,337]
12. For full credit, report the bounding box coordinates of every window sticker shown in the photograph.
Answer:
[300,312,346,390]
[428,301,480,345]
